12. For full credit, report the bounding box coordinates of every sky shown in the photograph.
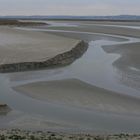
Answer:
[0,0,140,16]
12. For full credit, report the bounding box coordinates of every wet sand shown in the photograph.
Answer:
[102,42,140,90]
[14,79,140,115]
[0,20,140,133]
[0,26,81,69]
[47,21,140,38]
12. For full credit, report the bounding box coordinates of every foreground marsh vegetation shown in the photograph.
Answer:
[0,130,140,140]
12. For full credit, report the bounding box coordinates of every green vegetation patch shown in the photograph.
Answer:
[0,19,47,26]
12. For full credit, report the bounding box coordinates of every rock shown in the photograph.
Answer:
[0,104,11,115]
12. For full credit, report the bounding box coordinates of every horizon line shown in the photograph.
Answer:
[0,14,140,17]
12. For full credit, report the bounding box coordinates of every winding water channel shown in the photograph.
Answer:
[0,22,140,133]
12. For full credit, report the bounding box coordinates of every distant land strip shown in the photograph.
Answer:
[0,19,47,26]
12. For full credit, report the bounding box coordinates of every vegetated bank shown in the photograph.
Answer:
[0,19,47,26]
[0,41,88,73]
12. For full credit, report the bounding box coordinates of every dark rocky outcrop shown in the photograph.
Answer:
[0,104,11,115]
[0,41,88,73]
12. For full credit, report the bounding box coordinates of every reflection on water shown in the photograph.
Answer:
[83,24,140,30]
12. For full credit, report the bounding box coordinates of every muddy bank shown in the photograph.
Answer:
[14,79,140,115]
[47,24,140,38]
[102,42,140,90]
[0,41,88,73]
[0,19,47,26]
[0,104,11,115]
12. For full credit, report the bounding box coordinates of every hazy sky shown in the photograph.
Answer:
[0,0,140,16]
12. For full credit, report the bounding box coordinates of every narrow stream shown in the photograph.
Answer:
[11,27,140,97]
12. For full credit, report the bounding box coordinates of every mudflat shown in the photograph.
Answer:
[0,20,140,134]
[14,79,140,115]
[47,21,140,37]
[0,26,80,65]
[102,42,140,90]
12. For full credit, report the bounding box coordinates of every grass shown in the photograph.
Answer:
[0,19,47,26]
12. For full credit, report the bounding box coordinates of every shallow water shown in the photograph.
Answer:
[10,28,140,97]
[0,24,140,132]
[89,24,140,30]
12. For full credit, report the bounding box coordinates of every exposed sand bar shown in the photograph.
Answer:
[47,22,140,38]
[102,42,140,90]
[0,26,87,72]
[14,79,140,116]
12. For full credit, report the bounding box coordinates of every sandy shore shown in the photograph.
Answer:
[0,26,87,72]
[47,21,140,38]
[0,26,79,64]
[102,42,140,70]
[14,79,140,115]
[102,42,140,90]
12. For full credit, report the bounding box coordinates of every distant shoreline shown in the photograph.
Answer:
[0,19,47,26]
[1,15,140,22]
[1,18,140,22]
